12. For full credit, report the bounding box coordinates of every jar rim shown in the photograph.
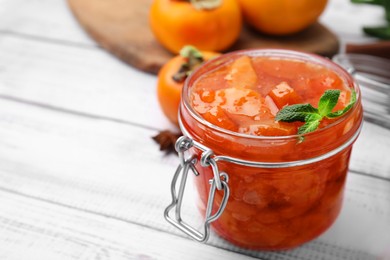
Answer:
[181,48,361,141]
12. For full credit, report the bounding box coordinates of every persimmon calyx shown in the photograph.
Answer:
[173,45,204,83]
[190,0,222,10]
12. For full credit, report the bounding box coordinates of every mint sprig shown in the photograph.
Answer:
[275,89,357,136]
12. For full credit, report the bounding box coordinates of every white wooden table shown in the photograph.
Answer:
[0,1,389,259]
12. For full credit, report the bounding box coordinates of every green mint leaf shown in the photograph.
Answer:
[275,104,318,122]
[298,119,320,135]
[318,89,341,116]
[351,0,383,6]
[363,26,390,40]
[327,89,357,118]
[305,113,322,121]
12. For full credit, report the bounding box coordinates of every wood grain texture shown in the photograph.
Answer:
[0,35,175,131]
[66,0,340,74]
[0,190,259,260]
[0,99,389,259]
[0,0,96,46]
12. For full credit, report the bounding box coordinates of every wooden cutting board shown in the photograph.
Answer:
[67,0,339,75]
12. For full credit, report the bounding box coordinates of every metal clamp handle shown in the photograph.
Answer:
[164,136,230,243]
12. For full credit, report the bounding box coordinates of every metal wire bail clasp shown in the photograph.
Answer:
[164,136,230,243]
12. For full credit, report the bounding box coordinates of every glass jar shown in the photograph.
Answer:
[165,49,363,250]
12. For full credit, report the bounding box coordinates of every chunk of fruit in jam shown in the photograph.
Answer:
[225,56,258,89]
[268,82,302,109]
[203,107,237,132]
[191,56,352,136]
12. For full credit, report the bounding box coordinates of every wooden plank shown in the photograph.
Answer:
[0,35,175,131]
[0,190,258,260]
[350,122,390,179]
[0,0,96,46]
[0,99,389,259]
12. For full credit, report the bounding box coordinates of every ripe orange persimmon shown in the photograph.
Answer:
[157,46,219,125]
[149,0,242,54]
[237,0,328,35]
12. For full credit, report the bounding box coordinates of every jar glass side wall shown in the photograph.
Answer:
[190,146,352,249]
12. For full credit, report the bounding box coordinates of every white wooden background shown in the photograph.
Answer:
[0,0,389,259]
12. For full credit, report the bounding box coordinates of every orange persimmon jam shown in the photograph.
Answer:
[178,50,363,250]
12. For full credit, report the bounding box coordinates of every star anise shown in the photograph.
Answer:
[152,130,182,154]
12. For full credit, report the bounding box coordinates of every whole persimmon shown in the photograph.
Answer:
[237,0,328,35]
[157,46,219,125]
[149,0,242,54]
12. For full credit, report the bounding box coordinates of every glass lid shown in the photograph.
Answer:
[333,54,390,129]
